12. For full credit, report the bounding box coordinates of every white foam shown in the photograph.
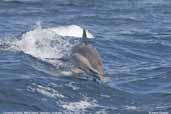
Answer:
[95,110,108,114]
[17,27,64,59]
[28,84,65,98]
[65,81,80,90]
[16,25,94,61]
[124,105,137,110]
[61,99,97,111]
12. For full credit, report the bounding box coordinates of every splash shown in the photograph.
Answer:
[18,25,93,61]
[1,25,93,59]
[49,25,94,38]
[17,27,67,60]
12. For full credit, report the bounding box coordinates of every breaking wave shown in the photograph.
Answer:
[0,25,94,65]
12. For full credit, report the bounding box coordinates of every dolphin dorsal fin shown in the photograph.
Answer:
[82,29,87,38]
[82,29,88,44]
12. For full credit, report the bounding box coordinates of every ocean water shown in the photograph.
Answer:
[0,0,171,114]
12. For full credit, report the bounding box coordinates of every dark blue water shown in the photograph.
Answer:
[0,0,171,114]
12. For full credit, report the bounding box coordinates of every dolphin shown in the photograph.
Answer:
[69,29,105,80]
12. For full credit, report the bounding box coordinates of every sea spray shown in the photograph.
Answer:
[0,25,94,67]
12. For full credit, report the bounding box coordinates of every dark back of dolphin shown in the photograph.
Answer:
[71,29,104,80]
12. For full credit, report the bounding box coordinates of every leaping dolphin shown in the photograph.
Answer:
[68,29,105,80]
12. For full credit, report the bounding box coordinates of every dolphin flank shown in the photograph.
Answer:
[71,29,105,80]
